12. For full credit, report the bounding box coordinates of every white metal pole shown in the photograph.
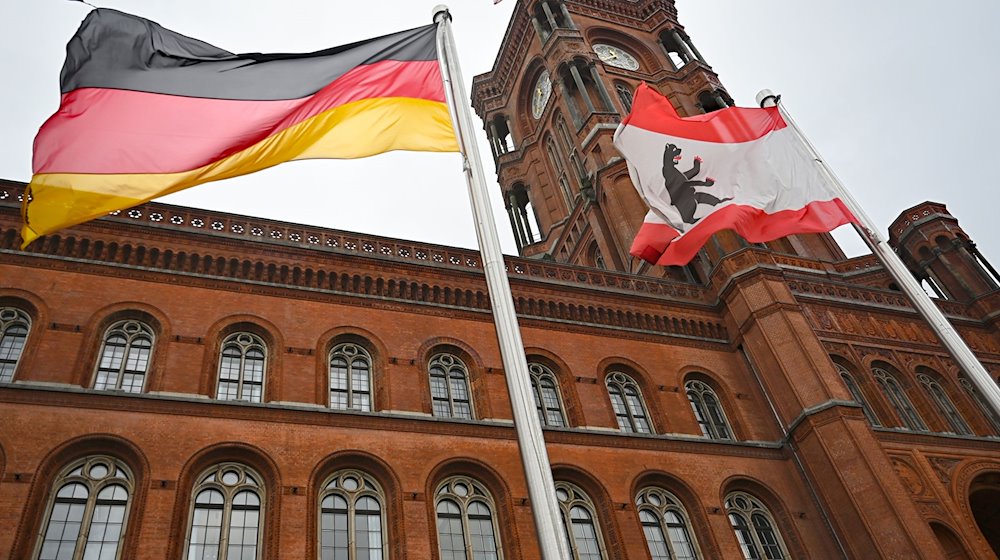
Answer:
[757,90,1000,416]
[433,7,572,559]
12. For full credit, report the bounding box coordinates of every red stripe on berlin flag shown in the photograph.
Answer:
[622,83,788,144]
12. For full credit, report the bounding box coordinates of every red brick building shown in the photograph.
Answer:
[2,1,1000,559]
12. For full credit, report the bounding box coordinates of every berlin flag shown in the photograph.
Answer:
[613,83,857,266]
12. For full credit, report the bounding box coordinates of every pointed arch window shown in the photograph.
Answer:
[319,470,386,560]
[34,456,133,560]
[185,463,263,560]
[435,476,503,560]
[528,363,566,427]
[0,307,30,383]
[614,83,634,114]
[918,373,972,435]
[834,364,881,427]
[94,320,154,393]
[606,372,652,433]
[636,487,701,560]
[873,367,927,431]
[429,353,474,419]
[960,378,1000,434]
[217,333,266,402]
[555,481,607,560]
[725,492,789,560]
[329,343,373,411]
[685,380,732,440]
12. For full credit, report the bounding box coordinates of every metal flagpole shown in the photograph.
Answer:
[433,6,572,559]
[757,90,1000,416]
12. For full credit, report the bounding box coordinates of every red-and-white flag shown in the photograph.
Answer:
[614,83,857,266]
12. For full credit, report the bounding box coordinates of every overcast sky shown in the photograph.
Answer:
[2,0,998,270]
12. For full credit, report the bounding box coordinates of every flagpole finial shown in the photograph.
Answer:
[756,89,779,108]
[432,5,451,23]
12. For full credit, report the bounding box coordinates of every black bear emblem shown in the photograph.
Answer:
[662,143,732,225]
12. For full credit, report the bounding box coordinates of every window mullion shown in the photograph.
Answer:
[345,364,353,408]
[347,496,356,560]
[236,354,246,400]
[73,491,97,560]
[219,495,233,560]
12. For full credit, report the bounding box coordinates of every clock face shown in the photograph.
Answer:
[593,44,640,71]
[531,71,552,119]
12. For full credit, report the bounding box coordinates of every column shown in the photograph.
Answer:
[569,64,596,114]
[505,116,516,151]
[488,121,502,156]
[686,36,706,63]
[509,192,528,247]
[540,1,559,31]
[671,29,695,63]
[713,92,729,109]
[506,205,522,250]
[520,204,534,243]
[531,17,549,44]
[556,79,582,128]
[558,2,577,29]
[588,64,615,112]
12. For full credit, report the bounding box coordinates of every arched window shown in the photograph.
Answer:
[185,463,263,560]
[34,456,133,560]
[918,373,972,435]
[636,487,701,560]
[435,476,503,560]
[329,343,372,411]
[529,363,566,427]
[606,372,653,433]
[834,364,881,427]
[615,83,634,114]
[960,377,1000,434]
[429,353,474,419]
[319,470,386,560]
[93,320,154,393]
[684,379,733,440]
[217,333,266,402]
[0,307,30,383]
[555,481,607,560]
[873,367,927,431]
[725,492,789,560]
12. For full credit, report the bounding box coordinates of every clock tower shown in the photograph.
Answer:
[471,0,845,280]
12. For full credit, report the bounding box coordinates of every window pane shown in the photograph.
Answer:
[436,499,467,560]
[730,513,760,560]
[752,513,784,560]
[0,321,28,383]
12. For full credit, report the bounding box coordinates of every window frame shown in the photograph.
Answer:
[33,455,134,560]
[528,362,567,427]
[0,306,31,383]
[428,353,475,420]
[434,475,504,560]
[684,379,733,440]
[183,463,265,560]
[724,491,789,560]
[873,367,927,431]
[555,481,608,560]
[605,372,653,434]
[92,319,155,393]
[918,373,972,435]
[328,342,374,412]
[317,469,387,560]
[216,332,267,403]
[834,364,881,427]
[635,487,702,560]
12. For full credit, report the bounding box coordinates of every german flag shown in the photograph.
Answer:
[22,9,458,247]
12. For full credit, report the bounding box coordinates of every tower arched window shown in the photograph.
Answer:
[636,487,701,560]
[546,137,574,209]
[834,364,880,427]
[94,320,154,393]
[435,476,503,560]
[658,28,703,71]
[614,83,634,114]
[0,307,30,383]
[606,372,653,433]
[429,353,474,419]
[34,456,133,560]
[217,333,266,402]
[684,379,732,440]
[329,343,372,411]
[555,481,607,560]
[185,463,263,560]
[529,363,566,427]
[725,492,789,560]
[697,90,730,113]
[959,377,1000,434]
[319,470,386,560]
[918,373,972,435]
[873,367,927,431]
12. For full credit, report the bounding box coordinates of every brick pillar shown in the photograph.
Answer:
[716,252,944,559]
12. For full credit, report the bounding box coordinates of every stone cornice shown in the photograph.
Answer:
[0,383,787,460]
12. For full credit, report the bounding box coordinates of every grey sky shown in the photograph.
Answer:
[2,0,998,269]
